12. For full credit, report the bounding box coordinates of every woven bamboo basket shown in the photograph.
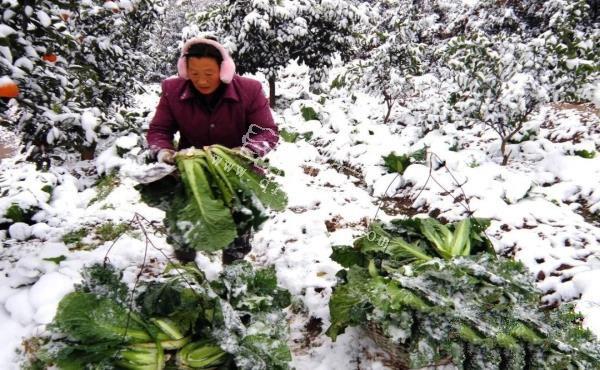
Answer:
[364,322,454,369]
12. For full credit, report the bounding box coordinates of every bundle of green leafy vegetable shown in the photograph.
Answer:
[381,147,426,175]
[138,145,287,252]
[29,261,292,370]
[327,217,600,369]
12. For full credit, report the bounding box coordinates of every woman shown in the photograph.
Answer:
[147,37,279,264]
[148,36,278,161]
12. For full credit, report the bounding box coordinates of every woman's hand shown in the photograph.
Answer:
[232,146,256,157]
[157,149,176,164]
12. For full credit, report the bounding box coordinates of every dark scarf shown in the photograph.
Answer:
[193,82,226,113]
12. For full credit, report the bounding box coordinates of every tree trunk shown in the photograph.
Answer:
[500,121,524,165]
[383,99,394,124]
[269,75,276,109]
[501,139,509,166]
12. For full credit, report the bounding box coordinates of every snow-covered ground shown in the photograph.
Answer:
[1,63,599,369]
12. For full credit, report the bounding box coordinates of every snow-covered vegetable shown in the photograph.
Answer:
[176,340,227,369]
[327,218,600,369]
[344,217,494,266]
[381,148,426,175]
[31,261,292,370]
[165,145,287,252]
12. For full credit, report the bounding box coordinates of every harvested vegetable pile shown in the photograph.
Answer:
[28,261,292,369]
[138,145,287,252]
[327,218,600,369]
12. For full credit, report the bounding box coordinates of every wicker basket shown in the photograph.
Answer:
[364,322,454,369]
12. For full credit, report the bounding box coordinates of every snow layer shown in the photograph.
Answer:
[1,60,599,369]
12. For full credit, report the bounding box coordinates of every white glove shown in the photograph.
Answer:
[157,149,176,164]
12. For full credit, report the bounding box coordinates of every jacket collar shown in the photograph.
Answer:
[179,78,240,102]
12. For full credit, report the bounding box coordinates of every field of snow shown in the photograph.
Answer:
[1,63,599,369]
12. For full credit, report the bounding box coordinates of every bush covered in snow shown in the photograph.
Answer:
[187,0,363,104]
[330,0,598,164]
[0,0,162,160]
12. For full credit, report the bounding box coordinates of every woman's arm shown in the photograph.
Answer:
[242,83,279,156]
[147,80,179,156]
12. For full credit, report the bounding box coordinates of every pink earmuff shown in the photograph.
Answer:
[177,37,236,83]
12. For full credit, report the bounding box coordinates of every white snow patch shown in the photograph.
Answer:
[8,223,32,241]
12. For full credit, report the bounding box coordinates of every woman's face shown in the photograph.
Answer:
[187,57,221,95]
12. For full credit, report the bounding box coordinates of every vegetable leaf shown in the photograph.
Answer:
[237,334,292,370]
[210,146,287,211]
[382,152,411,174]
[174,157,238,251]
[330,245,367,267]
[53,292,152,344]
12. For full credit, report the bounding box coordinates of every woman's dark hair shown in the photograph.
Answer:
[186,42,223,64]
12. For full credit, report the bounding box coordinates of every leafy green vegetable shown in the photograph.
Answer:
[116,343,165,370]
[205,261,292,369]
[237,334,292,370]
[5,203,27,223]
[382,147,427,174]
[53,291,154,344]
[176,340,228,368]
[382,152,410,174]
[344,217,495,266]
[330,245,367,268]
[80,263,130,302]
[41,184,53,194]
[43,255,66,264]
[174,155,238,251]
[162,145,287,252]
[136,279,203,335]
[326,266,377,340]
[135,175,180,212]
[280,128,299,143]
[150,318,186,341]
[327,218,600,369]
[62,228,88,246]
[34,262,292,370]
[574,149,596,159]
[353,222,431,264]
[90,171,120,204]
[210,261,292,313]
[418,218,471,259]
[280,128,313,143]
[96,221,131,242]
[300,106,318,121]
[210,146,287,211]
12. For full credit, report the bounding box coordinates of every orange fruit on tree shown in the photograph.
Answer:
[42,54,58,63]
[0,79,19,98]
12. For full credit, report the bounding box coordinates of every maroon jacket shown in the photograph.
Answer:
[147,75,278,156]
